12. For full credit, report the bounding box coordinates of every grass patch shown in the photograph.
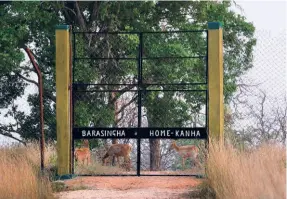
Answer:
[51,181,68,193]
[0,142,56,199]
[199,140,286,199]
[74,160,126,175]
[52,180,89,192]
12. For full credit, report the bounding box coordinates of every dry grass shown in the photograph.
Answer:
[75,147,128,175]
[204,140,286,199]
[0,142,56,199]
[74,160,126,175]
[2,138,284,199]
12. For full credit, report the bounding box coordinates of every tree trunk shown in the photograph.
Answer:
[149,139,160,171]
[111,92,118,165]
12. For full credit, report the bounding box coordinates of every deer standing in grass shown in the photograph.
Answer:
[74,140,91,165]
[170,140,200,170]
[102,144,132,171]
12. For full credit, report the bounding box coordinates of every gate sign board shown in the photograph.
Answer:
[73,127,207,139]
[70,28,213,177]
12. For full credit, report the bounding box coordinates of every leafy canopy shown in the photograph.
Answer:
[0,1,256,142]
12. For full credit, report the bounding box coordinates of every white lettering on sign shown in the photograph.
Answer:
[149,129,171,137]
[175,130,201,137]
[149,129,201,137]
[82,130,126,137]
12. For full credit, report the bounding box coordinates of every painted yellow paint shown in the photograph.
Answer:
[56,26,71,175]
[208,23,224,145]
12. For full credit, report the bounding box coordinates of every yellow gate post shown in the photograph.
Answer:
[208,22,224,145]
[56,25,71,175]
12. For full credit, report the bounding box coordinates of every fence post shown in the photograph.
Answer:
[56,25,71,175]
[24,47,45,172]
[208,22,224,145]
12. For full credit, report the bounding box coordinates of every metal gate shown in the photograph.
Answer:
[72,30,208,176]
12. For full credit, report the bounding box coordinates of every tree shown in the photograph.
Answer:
[234,90,287,147]
[0,1,256,170]
[0,1,60,143]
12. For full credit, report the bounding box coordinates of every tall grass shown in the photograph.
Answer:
[205,140,286,199]
[0,142,56,199]
[75,161,125,175]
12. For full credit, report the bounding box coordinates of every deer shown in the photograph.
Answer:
[102,143,132,171]
[169,140,201,170]
[74,140,91,165]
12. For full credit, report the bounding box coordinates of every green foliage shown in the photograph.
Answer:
[0,1,256,142]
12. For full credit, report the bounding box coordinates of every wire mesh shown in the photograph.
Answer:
[0,23,285,177]
[71,30,208,176]
[227,29,286,147]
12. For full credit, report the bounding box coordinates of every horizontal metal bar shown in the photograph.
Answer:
[73,82,207,86]
[73,137,207,140]
[73,83,138,86]
[72,137,208,139]
[74,31,139,35]
[74,90,137,92]
[142,82,207,86]
[74,56,206,61]
[73,30,207,34]
[143,30,207,34]
[142,56,206,60]
[77,174,138,176]
[142,89,207,92]
[73,89,207,92]
[74,57,138,60]
[139,174,204,177]
[75,174,204,177]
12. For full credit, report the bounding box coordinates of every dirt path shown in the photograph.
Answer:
[56,176,202,199]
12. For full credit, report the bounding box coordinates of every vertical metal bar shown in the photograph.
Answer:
[71,133,75,174]
[71,31,76,174]
[69,26,73,174]
[206,30,209,146]
[73,32,76,82]
[205,30,208,85]
[137,33,143,176]
[24,47,45,172]
[205,30,209,176]
[205,90,208,144]
[38,71,45,172]
[205,30,209,174]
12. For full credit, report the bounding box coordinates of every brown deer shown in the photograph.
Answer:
[102,144,132,171]
[170,140,200,170]
[74,140,91,165]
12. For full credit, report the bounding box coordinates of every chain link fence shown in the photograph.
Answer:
[0,27,285,174]
[227,29,286,147]
[72,30,207,175]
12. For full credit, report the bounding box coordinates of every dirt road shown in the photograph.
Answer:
[56,176,202,199]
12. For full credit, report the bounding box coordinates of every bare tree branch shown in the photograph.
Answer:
[43,90,56,103]
[0,132,26,146]
[0,125,26,146]
[115,95,137,116]
[74,1,87,31]
[16,72,39,86]
[89,1,99,25]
